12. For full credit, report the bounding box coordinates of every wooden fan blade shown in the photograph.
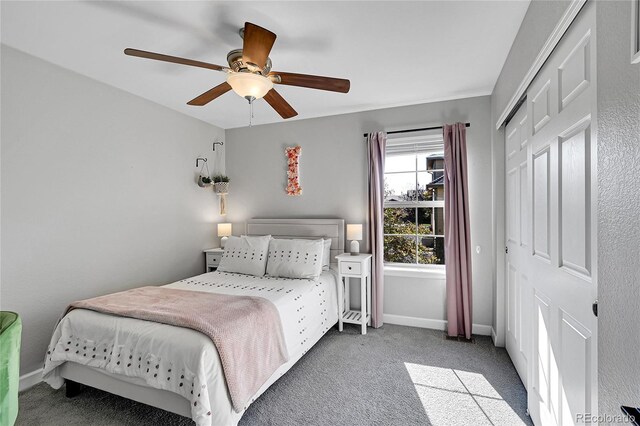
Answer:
[242,22,276,71]
[187,82,232,106]
[263,89,298,119]
[269,71,350,93]
[124,48,226,72]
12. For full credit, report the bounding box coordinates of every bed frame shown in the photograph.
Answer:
[60,218,345,418]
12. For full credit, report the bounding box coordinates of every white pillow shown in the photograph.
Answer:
[217,235,271,277]
[266,238,324,279]
[322,238,332,270]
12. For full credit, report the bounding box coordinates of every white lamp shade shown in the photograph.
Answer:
[227,73,273,99]
[346,224,363,241]
[217,223,232,237]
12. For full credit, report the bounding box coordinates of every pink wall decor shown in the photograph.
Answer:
[285,146,302,196]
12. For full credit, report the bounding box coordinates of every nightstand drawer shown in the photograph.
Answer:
[340,261,361,275]
[206,252,222,266]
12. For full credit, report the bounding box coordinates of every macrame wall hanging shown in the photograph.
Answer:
[214,180,229,216]
[285,146,302,196]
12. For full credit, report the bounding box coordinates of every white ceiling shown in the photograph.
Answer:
[1,1,530,129]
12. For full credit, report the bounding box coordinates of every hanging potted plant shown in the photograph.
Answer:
[213,174,230,194]
[198,175,213,188]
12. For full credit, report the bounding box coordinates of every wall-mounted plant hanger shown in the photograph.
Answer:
[212,174,230,216]
[196,157,212,187]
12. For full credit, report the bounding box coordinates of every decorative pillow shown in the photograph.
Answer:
[217,235,271,277]
[322,238,332,270]
[266,238,324,279]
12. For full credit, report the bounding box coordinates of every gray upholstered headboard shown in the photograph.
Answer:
[246,218,345,261]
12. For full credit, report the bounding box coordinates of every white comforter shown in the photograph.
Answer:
[43,270,339,426]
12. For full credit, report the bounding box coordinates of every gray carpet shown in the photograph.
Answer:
[18,324,532,425]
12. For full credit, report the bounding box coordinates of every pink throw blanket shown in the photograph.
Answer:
[65,286,288,412]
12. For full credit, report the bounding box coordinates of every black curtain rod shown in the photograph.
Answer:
[363,122,470,138]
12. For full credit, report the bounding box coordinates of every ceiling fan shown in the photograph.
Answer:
[124,22,350,120]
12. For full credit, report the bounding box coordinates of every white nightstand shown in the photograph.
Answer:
[336,253,372,335]
[204,248,224,272]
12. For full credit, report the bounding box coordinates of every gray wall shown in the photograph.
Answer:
[0,45,225,375]
[490,0,571,343]
[595,0,640,418]
[492,0,571,120]
[225,95,494,328]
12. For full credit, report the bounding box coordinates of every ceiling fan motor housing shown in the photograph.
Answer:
[226,49,272,75]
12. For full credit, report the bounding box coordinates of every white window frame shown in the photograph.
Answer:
[383,134,446,274]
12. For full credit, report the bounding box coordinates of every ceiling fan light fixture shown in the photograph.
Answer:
[227,72,273,101]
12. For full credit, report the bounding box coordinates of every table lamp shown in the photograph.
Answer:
[218,223,232,248]
[347,224,363,255]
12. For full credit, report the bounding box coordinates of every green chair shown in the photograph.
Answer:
[1,312,21,426]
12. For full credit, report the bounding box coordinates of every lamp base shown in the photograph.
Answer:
[220,236,229,249]
[350,240,360,256]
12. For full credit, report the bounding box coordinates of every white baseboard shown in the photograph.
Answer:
[491,327,498,344]
[472,324,493,336]
[383,314,492,336]
[383,314,447,330]
[19,368,43,392]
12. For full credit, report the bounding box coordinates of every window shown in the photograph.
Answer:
[383,134,445,265]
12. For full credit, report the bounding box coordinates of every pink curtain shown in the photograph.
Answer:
[443,123,473,339]
[367,131,386,328]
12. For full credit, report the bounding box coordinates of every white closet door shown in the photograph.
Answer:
[505,101,530,389]
[505,2,598,425]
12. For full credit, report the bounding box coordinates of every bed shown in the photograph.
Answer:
[42,218,345,426]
